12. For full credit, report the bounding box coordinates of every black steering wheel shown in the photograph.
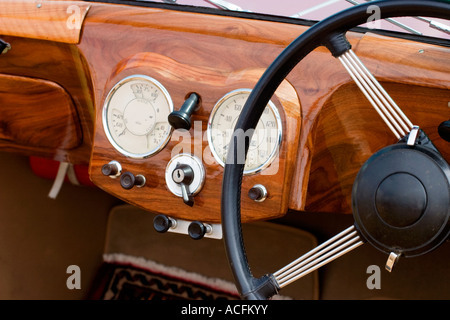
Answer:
[221,0,450,300]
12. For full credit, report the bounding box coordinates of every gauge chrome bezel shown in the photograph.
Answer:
[207,88,283,175]
[102,75,174,159]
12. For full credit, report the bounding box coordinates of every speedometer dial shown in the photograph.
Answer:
[207,89,282,175]
[102,75,173,158]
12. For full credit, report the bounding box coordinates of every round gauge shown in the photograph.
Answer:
[102,75,173,158]
[207,89,282,175]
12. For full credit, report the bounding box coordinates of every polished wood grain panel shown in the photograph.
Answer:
[0,36,95,164]
[81,3,449,220]
[89,52,301,223]
[1,0,448,220]
[0,74,82,151]
[354,33,450,89]
[0,0,90,44]
[286,47,352,211]
[78,3,308,222]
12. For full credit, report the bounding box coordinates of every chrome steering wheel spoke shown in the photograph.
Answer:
[273,225,364,289]
[337,49,414,140]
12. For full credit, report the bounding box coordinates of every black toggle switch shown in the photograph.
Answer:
[153,214,176,233]
[120,171,146,189]
[168,93,200,130]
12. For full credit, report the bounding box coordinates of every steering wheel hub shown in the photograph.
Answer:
[352,143,450,257]
[375,172,427,228]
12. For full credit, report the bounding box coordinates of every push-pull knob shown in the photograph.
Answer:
[168,93,200,130]
[101,160,122,178]
[172,164,195,206]
[188,221,212,240]
[385,252,401,272]
[248,184,268,202]
[120,171,146,189]
[153,214,176,233]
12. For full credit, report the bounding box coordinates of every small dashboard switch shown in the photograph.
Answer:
[101,160,122,178]
[248,184,268,202]
[120,172,146,189]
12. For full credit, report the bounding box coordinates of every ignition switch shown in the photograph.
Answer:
[172,164,195,206]
[165,154,205,207]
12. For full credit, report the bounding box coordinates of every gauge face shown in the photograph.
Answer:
[207,89,282,175]
[102,75,173,158]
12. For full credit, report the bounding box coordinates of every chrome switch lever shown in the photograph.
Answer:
[172,164,195,206]
[385,252,401,272]
[407,125,420,146]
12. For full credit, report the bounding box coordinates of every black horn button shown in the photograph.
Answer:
[352,143,450,258]
[375,173,427,228]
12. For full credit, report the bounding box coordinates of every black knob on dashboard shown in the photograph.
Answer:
[153,214,175,233]
[248,184,268,202]
[168,93,200,130]
[438,120,450,142]
[120,171,146,189]
[188,221,209,240]
[101,161,122,177]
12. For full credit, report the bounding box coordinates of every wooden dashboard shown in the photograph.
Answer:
[0,0,448,224]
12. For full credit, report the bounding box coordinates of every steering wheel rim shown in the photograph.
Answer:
[221,0,450,300]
